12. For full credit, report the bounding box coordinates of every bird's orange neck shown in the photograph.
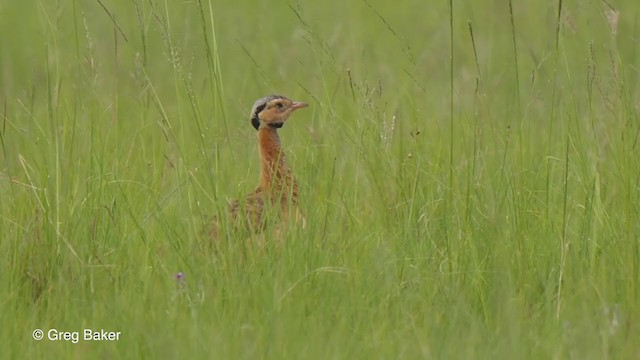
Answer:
[257,127,297,200]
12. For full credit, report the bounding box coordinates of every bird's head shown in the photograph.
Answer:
[250,95,308,131]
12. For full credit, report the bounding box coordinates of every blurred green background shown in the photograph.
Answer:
[1,0,639,358]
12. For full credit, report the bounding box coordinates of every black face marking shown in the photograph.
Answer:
[269,122,284,129]
[255,102,267,114]
[253,103,267,120]
[251,103,267,130]
[251,116,260,130]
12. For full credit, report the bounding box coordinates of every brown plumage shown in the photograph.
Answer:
[227,95,308,233]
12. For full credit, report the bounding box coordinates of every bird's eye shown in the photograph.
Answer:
[275,103,284,110]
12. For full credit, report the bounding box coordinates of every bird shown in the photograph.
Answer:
[218,95,309,237]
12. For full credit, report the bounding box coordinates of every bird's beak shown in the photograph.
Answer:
[290,101,309,111]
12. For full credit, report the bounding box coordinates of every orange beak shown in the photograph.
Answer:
[291,101,309,111]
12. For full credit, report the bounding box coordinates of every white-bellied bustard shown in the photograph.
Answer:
[210,95,308,240]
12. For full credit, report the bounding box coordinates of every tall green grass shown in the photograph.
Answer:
[1,0,639,358]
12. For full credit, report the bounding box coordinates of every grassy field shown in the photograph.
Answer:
[1,0,639,358]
